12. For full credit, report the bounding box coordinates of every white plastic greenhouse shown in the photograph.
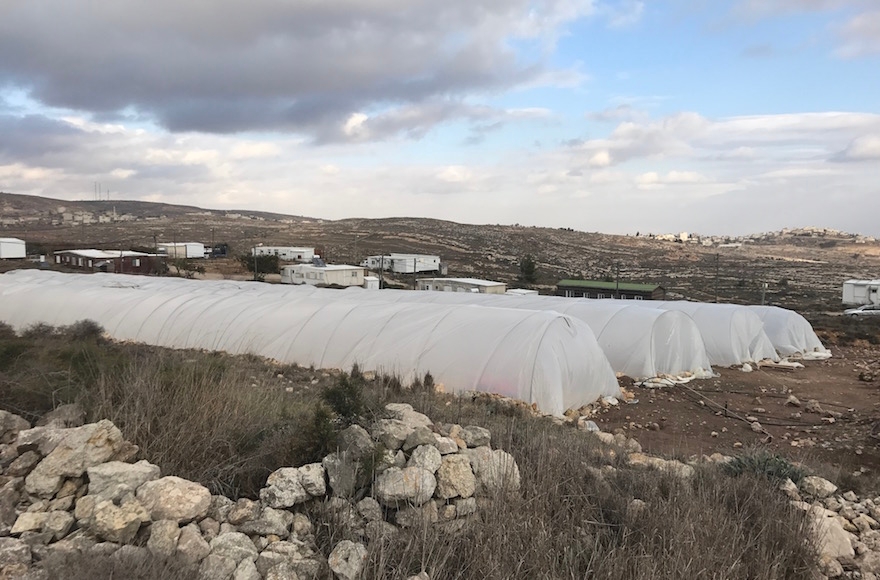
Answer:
[0,271,620,416]
[748,305,830,360]
[622,301,780,367]
[270,287,714,380]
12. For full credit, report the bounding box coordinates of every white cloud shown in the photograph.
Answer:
[835,134,880,160]
[836,10,880,57]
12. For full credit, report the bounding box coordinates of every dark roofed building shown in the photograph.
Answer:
[556,279,665,300]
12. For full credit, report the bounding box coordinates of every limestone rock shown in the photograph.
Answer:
[328,540,367,580]
[86,460,160,499]
[338,425,374,459]
[779,478,801,501]
[25,420,125,497]
[177,523,211,564]
[462,447,520,496]
[210,532,258,563]
[239,507,293,538]
[407,445,442,474]
[6,451,40,478]
[435,454,476,500]
[91,497,150,544]
[228,498,261,525]
[147,519,180,559]
[322,453,359,498]
[364,520,398,543]
[802,476,839,499]
[234,557,262,580]
[36,404,86,429]
[374,467,436,507]
[0,537,31,568]
[199,553,238,580]
[454,497,477,517]
[403,427,436,452]
[11,512,49,535]
[395,501,439,528]
[811,509,856,561]
[384,403,432,428]
[356,497,383,523]
[460,426,491,448]
[371,419,413,451]
[43,510,74,541]
[209,495,235,523]
[136,476,211,523]
[0,411,30,444]
[432,435,458,455]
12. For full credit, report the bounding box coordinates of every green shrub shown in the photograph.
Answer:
[323,373,364,424]
[723,450,806,483]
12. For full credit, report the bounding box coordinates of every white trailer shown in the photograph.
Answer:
[280,264,364,287]
[157,242,205,259]
[843,280,880,306]
[252,246,315,262]
[362,253,440,274]
[0,238,26,259]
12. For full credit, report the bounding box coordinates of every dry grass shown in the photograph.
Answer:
[0,321,820,578]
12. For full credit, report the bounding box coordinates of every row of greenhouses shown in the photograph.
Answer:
[0,271,829,416]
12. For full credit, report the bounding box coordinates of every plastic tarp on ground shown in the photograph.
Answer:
[0,271,620,416]
[267,286,714,380]
[748,305,831,360]
[620,300,780,367]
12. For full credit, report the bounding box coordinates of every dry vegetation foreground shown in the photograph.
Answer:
[2,320,866,579]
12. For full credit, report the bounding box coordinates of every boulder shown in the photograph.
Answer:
[0,537,31,568]
[403,427,436,452]
[374,467,436,507]
[36,404,86,429]
[384,404,432,429]
[454,497,477,517]
[811,508,856,561]
[328,540,367,580]
[147,519,181,559]
[234,557,262,580]
[209,532,259,563]
[136,476,211,523]
[322,453,359,498]
[338,425,374,459]
[300,463,327,497]
[43,510,74,540]
[371,419,414,451]
[209,495,235,523]
[91,497,150,544]
[199,553,237,580]
[6,451,40,477]
[395,501,439,528]
[25,420,125,497]
[86,460,160,499]
[177,523,211,564]
[462,447,520,496]
[228,498,261,525]
[0,411,30,444]
[801,476,839,499]
[238,507,293,538]
[460,426,491,448]
[407,445,442,474]
[356,497,383,523]
[11,512,49,535]
[434,454,476,500]
[432,435,459,455]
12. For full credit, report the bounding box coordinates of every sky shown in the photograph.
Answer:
[1,0,878,236]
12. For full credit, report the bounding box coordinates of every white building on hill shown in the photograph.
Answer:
[418,278,507,294]
[281,264,364,287]
[0,238,26,259]
[362,253,440,274]
[157,242,205,259]
[252,246,315,262]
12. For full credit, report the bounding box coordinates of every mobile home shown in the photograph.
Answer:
[0,238,26,259]
[281,264,365,287]
[157,242,205,259]
[252,246,315,262]
[418,277,506,294]
[362,254,441,274]
[843,280,880,306]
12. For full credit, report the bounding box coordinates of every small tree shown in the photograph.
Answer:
[238,254,279,281]
[519,254,537,284]
[171,259,205,279]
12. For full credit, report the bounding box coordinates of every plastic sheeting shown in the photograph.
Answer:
[0,271,620,416]
[622,301,780,367]
[748,306,830,360]
[268,286,714,380]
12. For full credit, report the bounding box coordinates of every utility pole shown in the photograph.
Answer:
[413,258,417,290]
[761,282,768,305]
[615,261,620,299]
[379,256,384,289]
[714,254,720,303]
[253,245,258,281]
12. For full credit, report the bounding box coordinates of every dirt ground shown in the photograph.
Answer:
[594,339,880,478]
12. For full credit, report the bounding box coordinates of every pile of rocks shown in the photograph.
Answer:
[782,475,880,579]
[0,403,520,580]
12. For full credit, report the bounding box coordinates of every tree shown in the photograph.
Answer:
[519,254,537,284]
[170,258,205,279]
[238,253,279,281]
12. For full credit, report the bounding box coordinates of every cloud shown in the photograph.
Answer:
[602,1,645,28]
[834,135,880,160]
[0,0,592,140]
[588,104,648,123]
[836,10,880,57]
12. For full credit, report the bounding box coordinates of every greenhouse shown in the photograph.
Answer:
[0,271,620,416]
[279,287,714,380]
[748,305,830,360]
[625,301,780,367]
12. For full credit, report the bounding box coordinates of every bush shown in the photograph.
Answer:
[723,450,806,483]
[322,373,365,424]
[61,319,105,342]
